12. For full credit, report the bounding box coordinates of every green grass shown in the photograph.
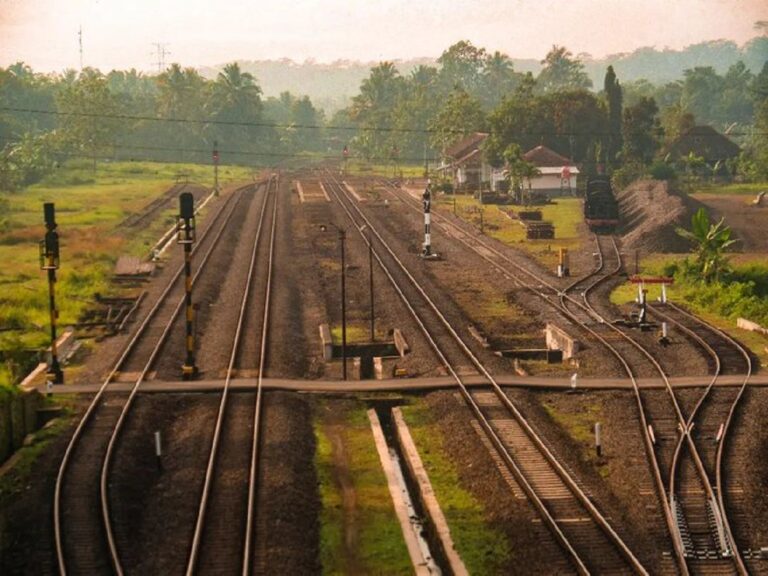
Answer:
[692,181,768,196]
[0,160,252,364]
[434,193,586,268]
[610,255,768,367]
[315,403,411,575]
[399,400,512,574]
[346,161,424,178]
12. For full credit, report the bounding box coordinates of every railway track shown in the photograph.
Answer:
[570,235,745,575]
[186,174,278,576]
[54,182,258,575]
[324,172,647,575]
[375,179,757,575]
[648,301,755,573]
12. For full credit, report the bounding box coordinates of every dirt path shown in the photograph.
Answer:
[324,423,362,575]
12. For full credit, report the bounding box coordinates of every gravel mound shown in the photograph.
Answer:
[617,179,696,254]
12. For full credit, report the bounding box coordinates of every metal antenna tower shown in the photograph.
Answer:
[78,26,83,70]
[151,42,171,73]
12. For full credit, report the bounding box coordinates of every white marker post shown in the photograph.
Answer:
[595,422,602,457]
[570,373,578,393]
[154,431,163,471]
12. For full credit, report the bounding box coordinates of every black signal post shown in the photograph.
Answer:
[320,223,347,380]
[40,202,63,384]
[213,141,220,197]
[178,192,198,380]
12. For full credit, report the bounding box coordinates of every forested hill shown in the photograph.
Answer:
[199,37,767,112]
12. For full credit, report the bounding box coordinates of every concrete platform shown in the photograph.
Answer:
[38,373,768,395]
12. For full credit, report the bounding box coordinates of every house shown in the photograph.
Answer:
[441,132,491,190]
[522,145,579,196]
[665,125,741,170]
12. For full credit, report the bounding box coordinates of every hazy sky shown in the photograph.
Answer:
[1,0,766,72]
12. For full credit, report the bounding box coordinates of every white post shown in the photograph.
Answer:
[570,373,578,392]
[662,322,668,339]
[661,283,667,304]
[595,422,602,457]
[154,430,163,470]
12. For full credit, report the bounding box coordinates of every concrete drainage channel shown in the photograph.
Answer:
[368,399,468,576]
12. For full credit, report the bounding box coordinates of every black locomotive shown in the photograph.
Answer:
[583,176,619,232]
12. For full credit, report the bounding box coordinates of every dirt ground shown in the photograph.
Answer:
[694,193,768,253]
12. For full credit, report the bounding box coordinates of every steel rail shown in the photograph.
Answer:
[100,184,261,574]
[325,173,648,575]
[54,183,250,576]
[184,176,276,576]
[649,302,751,575]
[380,181,688,574]
[242,173,280,575]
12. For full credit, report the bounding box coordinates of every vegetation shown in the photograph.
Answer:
[0,160,252,384]
[676,208,737,282]
[314,404,411,575]
[400,400,511,574]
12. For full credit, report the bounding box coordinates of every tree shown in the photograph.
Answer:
[437,40,487,94]
[56,68,119,168]
[681,66,725,126]
[503,143,540,204]
[429,88,485,153]
[349,62,404,158]
[676,208,737,283]
[621,96,662,165]
[537,46,592,93]
[603,66,623,167]
[206,62,264,153]
[480,51,522,109]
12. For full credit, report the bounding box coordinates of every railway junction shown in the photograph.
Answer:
[2,169,768,576]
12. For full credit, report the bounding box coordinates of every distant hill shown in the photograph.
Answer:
[199,37,768,113]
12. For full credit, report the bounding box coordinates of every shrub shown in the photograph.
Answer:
[649,161,676,181]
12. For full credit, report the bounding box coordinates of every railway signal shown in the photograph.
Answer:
[178,192,198,380]
[420,180,439,260]
[342,145,349,175]
[40,202,64,384]
[319,223,348,380]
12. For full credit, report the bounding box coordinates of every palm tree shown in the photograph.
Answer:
[676,208,737,282]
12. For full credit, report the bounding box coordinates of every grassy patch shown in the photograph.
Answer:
[610,256,768,367]
[0,160,252,362]
[399,400,512,574]
[434,193,586,268]
[314,403,411,575]
[541,398,608,476]
[692,181,768,196]
[0,406,74,500]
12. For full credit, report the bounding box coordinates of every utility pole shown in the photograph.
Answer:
[40,203,63,384]
[178,192,197,380]
[212,141,220,196]
[152,42,170,74]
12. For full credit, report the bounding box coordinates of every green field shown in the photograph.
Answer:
[611,255,768,367]
[0,160,254,387]
[434,193,586,268]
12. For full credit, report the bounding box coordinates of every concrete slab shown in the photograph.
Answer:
[392,407,469,576]
[33,373,768,395]
[368,409,432,576]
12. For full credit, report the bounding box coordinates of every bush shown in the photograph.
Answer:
[611,161,646,190]
[649,161,676,181]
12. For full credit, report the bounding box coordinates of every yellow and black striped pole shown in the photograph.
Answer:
[41,202,63,384]
[178,192,198,380]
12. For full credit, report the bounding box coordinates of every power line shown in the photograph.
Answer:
[0,106,762,138]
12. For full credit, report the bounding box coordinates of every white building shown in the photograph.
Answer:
[522,145,579,196]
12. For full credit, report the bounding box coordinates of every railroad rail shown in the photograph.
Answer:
[54,183,257,575]
[648,301,753,573]
[377,179,753,575]
[324,172,647,575]
[185,174,278,575]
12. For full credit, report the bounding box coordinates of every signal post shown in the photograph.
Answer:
[178,192,198,380]
[40,203,64,384]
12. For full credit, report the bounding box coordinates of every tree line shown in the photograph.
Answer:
[1,39,767,192]
[0,62,325,191]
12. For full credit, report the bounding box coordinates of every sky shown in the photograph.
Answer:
[0,0,766,72]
